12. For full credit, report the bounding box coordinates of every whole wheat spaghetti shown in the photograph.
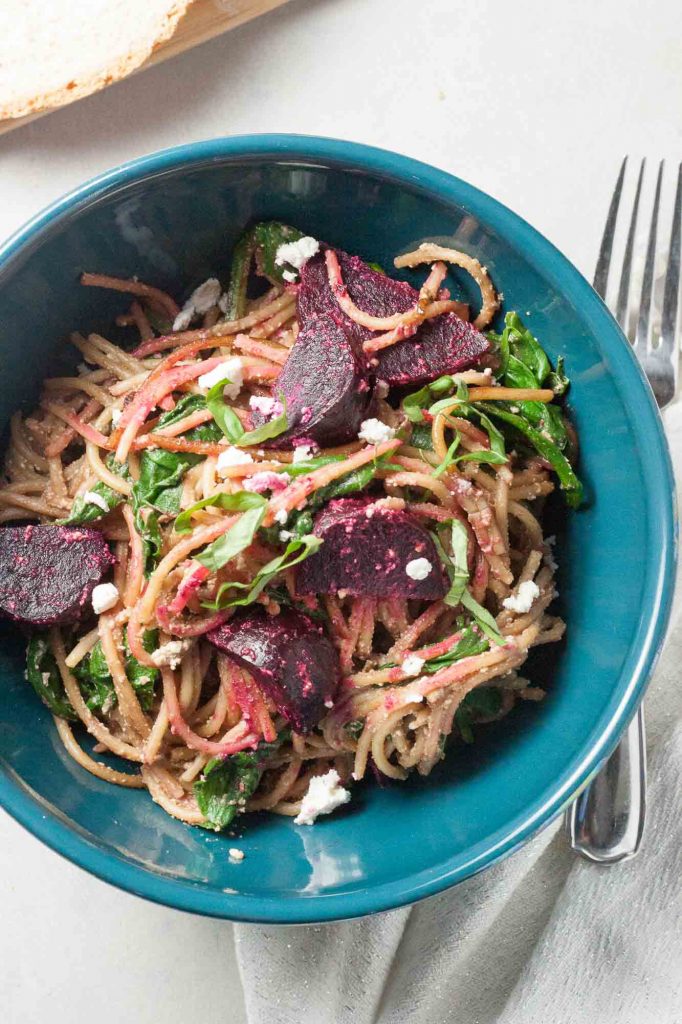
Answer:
[0,224,582,832]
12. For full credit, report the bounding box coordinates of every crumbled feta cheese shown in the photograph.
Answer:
[216,447,254,474]
[275,236,319,271]
[173,278,222,332]
[405,557,433,581]
[91,582,119,614]
[294,769,350,826]
[81,490,109,512]
[358,418,396,445]
[402,654,425,677]
[274,508,289,525]
[502,580,540,614]
[282,270,297,283]
[197,357,244,398]
[228,848,245,862]
[292,444,315,464]
[279,530,293,542]
[244,471,289,494]
[150,639,192,669]
[249,395,283,417]
[111,407,122,428]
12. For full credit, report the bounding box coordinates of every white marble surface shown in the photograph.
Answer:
[1,1,680,1020]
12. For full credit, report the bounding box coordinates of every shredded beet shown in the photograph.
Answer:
[250,311,372,447]
[0,524,113,626]
[298,248,490,386]
[296,497,448,600]
[207,608,340,733]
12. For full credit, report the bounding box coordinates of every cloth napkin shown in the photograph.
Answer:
[234,405,682,1024]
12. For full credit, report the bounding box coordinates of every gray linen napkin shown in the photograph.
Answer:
[234,405,682,1024]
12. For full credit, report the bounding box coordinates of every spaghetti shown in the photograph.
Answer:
[0,226,581,832]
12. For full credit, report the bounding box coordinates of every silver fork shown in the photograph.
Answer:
[566,157,681,863]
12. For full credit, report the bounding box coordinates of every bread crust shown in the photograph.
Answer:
[0,1,194,121]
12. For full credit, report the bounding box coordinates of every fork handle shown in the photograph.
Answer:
[566,706,647,862]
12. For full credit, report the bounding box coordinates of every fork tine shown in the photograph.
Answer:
[593,156,627,299]
[634,161,664,353]
[660,163,682,359]
[615,159,646,329]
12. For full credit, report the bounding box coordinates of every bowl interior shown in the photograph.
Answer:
[0,141,674,922]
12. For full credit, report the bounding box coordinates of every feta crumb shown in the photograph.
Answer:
[111,407,122,428]
[150,639,192,669]
[405,557,433,581]
[358,418,396,445]
[228,848,245,862]
[275,236,319,270]
[502,580,540,614]
[292,444,315,464]
[294,769,350,826]
[274,508,289,525]
[197,357,244,398]
[249,394,283,417]
[243,471,289,494]
[81,490,109,512]
[282,269,298,283]
[216,447,254,474]
[173,278,222,332]
[509,405,520,413]
[91,582,119,614]
[279,530,293,542]
[402,654,425,677]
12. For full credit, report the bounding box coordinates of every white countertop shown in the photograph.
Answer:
[1,1,680,1020]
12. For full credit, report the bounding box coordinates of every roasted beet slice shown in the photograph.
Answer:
[375,312,491,386]
[296,497,448,599]
[0,524,114,626]
[251,310,372,447]
[207,608,340,733]
[298,248,490,386]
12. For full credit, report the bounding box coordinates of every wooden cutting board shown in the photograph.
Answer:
[0,0,290,136]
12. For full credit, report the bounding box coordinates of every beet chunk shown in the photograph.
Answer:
[298,249,490,386]
[207,609,340,733]
[296,498,448,599]
[251,310,372,447]
[376,312,491,386]
[0,524,114,626]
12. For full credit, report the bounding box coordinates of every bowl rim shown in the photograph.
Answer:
[0,134,676,924]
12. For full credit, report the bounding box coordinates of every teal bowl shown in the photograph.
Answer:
[0,136,675,923]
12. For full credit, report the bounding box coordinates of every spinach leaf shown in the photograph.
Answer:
[455,687,503,743]
[25,637,76,720]
[477,402,583,507]
[195,505,267,572]
[409,423,434,451]
[207,381,288,447]
[206,380,245,443]
[493,312,551,385]
[73,629,159,712]
[223,222,304,320]
[433,432,461,478]
[132,397,222,571]
[204,535,322,610]
[236,399,288,447]
[432,522,505,645]
[402,374,457,423]
[194,733,288,831]
[421,625,489,673]
[60,457,130,525]
[175,490,267,535]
